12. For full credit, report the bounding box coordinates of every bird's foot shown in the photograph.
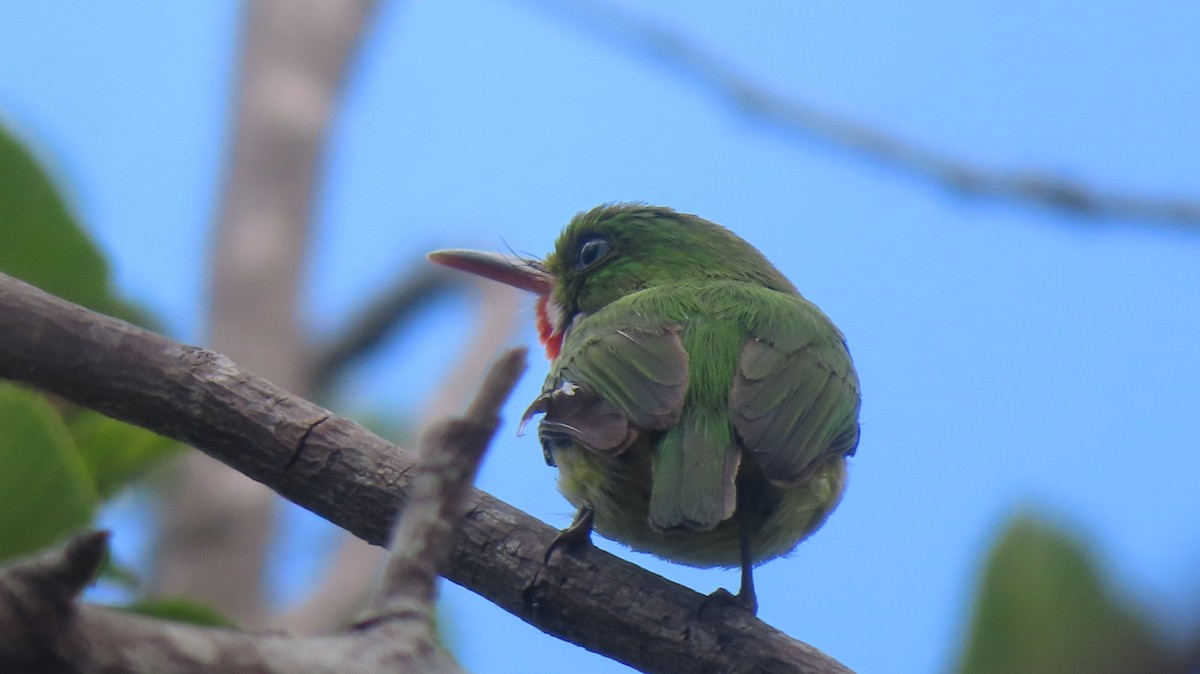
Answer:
[543,505,595,564]
[698,586,758,618]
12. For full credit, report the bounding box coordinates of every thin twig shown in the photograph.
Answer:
[517,0,1200,229]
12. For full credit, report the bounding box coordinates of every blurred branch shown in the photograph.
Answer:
[274,534,383,633]
[155,0,380,625]
[309,266,462,396]
[1178,639,1200,674]
[409,278,523,429]
[518,0,1200,230]
[0,351,522,673]
[1,535,461,674]
[211,0,379,387]
[0,272,853,673]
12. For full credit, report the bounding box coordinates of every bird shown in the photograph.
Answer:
[428,203,860,613]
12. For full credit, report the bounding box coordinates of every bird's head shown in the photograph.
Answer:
[429,203,794,360]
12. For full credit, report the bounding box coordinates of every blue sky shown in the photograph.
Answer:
[3,2,1200,672]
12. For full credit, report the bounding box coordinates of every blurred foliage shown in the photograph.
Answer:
[0,123,153,327]
[0,123,225,625]
[0,382,181,563]
[67,410,180,501]
[957,514,1183,674]
[0,125,183,588]
[120,597,240,628]
[0,127,110,310]
[0,384,96,561]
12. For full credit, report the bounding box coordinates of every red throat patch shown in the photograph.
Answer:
[535,296,562,360]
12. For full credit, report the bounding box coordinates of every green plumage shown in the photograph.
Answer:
[537,280,858,567]
[431,203,860,610]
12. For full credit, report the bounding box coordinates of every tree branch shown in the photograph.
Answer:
[517,0,1200,230]
[0,272,852,673]
[0,351,522,673]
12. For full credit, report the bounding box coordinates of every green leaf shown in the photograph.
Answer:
[0,124,154,328]
[0,125,110,308]
[956,513,1175,674]
[0,383,96,562]
[68,410,181,500]
[119,598,238,628]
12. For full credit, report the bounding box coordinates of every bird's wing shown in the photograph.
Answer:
[527,287,743,533]
[524,322,689,456]
[730,294,860,487]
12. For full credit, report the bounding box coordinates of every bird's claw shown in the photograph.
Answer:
[698,586,758,618]
[543,505,595,564]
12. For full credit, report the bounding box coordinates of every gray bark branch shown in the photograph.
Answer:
[0,272,853,674]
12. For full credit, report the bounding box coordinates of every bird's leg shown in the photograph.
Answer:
[735,514,758,613]
[543,504,595,564]
[701,512,759,616]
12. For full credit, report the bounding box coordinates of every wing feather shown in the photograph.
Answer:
[528,323,689,457]
[732,303,860,488]
[649,409,740,531]
[565,326,689,430]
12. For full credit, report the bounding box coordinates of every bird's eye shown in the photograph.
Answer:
[575,237,609,269]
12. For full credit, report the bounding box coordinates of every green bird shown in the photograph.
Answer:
[429,204,860,612]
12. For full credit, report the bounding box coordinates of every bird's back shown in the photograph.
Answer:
[545,280,859,566]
